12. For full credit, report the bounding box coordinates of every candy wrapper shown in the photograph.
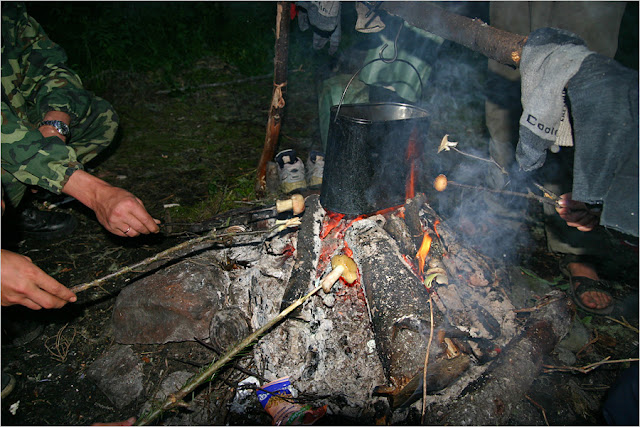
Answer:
[256,377,327,425]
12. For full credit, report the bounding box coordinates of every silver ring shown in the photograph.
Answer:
[124,226,131,234]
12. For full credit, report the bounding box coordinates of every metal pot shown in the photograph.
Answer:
[320,102,430,216]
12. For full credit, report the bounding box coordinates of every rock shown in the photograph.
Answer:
[112,258,230,344]
[556,318,590,353]
[86,345,144,409]
[209,306,251,352]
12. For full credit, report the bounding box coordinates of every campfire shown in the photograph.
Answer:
[85,107,573,425]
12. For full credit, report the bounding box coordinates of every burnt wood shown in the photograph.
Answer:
[437,291,573,425]
[279,194,324,312]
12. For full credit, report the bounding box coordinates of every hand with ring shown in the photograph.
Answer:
[61,170,161,237]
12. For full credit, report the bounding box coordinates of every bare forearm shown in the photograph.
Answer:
[62,170,160,237]
[61,169,111,211]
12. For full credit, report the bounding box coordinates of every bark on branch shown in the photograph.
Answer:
[380,2,527,67]
[255,1,291,196]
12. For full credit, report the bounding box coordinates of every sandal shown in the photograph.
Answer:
[559,255,614,315]
[569,275,614,315]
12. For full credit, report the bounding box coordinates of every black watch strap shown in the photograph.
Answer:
[40,120,70,137]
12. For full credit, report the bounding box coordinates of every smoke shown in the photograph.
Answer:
[316,2,535,261]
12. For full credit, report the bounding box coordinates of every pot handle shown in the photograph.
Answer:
[333,56,423,123]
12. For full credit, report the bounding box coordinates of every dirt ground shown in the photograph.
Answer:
[2,32,639,426]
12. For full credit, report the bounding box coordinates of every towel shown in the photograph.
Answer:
[516,28,593,171]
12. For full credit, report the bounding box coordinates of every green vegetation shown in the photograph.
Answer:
[28,2,278,87]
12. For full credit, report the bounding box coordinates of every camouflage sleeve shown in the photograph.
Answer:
[3,2,94,124]
[1,100,83,195]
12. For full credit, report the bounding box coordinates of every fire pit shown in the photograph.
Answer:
[104,120,572,423]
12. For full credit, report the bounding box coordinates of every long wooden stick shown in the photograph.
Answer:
[447,180,559,207]
[255,1,291,197]
[69,221,297,295]
[135,281,325,426]
[380,2,526,67]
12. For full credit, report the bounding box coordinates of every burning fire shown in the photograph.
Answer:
[416,232,432,274]
[405,127,420,200]
[321,212,345,239]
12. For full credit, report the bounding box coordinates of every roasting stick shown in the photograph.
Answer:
[69,218,302,295]
[433,174,560,207]
[135,255,357,426]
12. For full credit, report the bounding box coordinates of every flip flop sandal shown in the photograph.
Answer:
[570,275,614,315]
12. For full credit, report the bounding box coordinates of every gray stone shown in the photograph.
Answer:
[557,318,591,353]
[86,344,144,409]
[112,258,230,344]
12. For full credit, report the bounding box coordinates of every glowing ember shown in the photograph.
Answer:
[343,242,353,258]
[415,232,432,274]
[321,212,345,238]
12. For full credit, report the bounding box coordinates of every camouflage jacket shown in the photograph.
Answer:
[1,2,93,194]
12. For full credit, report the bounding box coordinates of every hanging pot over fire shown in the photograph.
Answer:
[319,50,430,216]
[320,102,430,216]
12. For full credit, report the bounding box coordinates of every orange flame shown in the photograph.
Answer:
[405,127,419,200]
[406,163,416,200]
[416,232,432,274]
[433,219,441,240]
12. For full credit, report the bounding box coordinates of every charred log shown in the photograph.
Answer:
[398,196,517,342]
[375,353,471,410]
[435,291,573,425]
[345,218,450,394]
[383,213,417,256]
[279,195,324,312]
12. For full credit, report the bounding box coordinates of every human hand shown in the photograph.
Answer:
[1,249,77,310]
[91,185,161,237]
[555,193,601,232]
[62,170,160,237]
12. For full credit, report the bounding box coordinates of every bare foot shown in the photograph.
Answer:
[567,262,612,310]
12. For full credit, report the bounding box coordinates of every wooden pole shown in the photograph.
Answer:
[255,1,291,197]
[380,2,527,67]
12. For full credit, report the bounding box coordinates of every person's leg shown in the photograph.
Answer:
[532,2,626,311]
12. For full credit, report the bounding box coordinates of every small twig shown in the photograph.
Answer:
[513,295,564,313]
[576,330,599,358]
[421,296,435,424]
[605,316,640,333]
[448,180,559,207]
[44,323,76,363]
[525,394,549,426]
[543,357,640,374]
[437,134,508,175]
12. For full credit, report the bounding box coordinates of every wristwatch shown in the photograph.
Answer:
[40,120,70,137]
